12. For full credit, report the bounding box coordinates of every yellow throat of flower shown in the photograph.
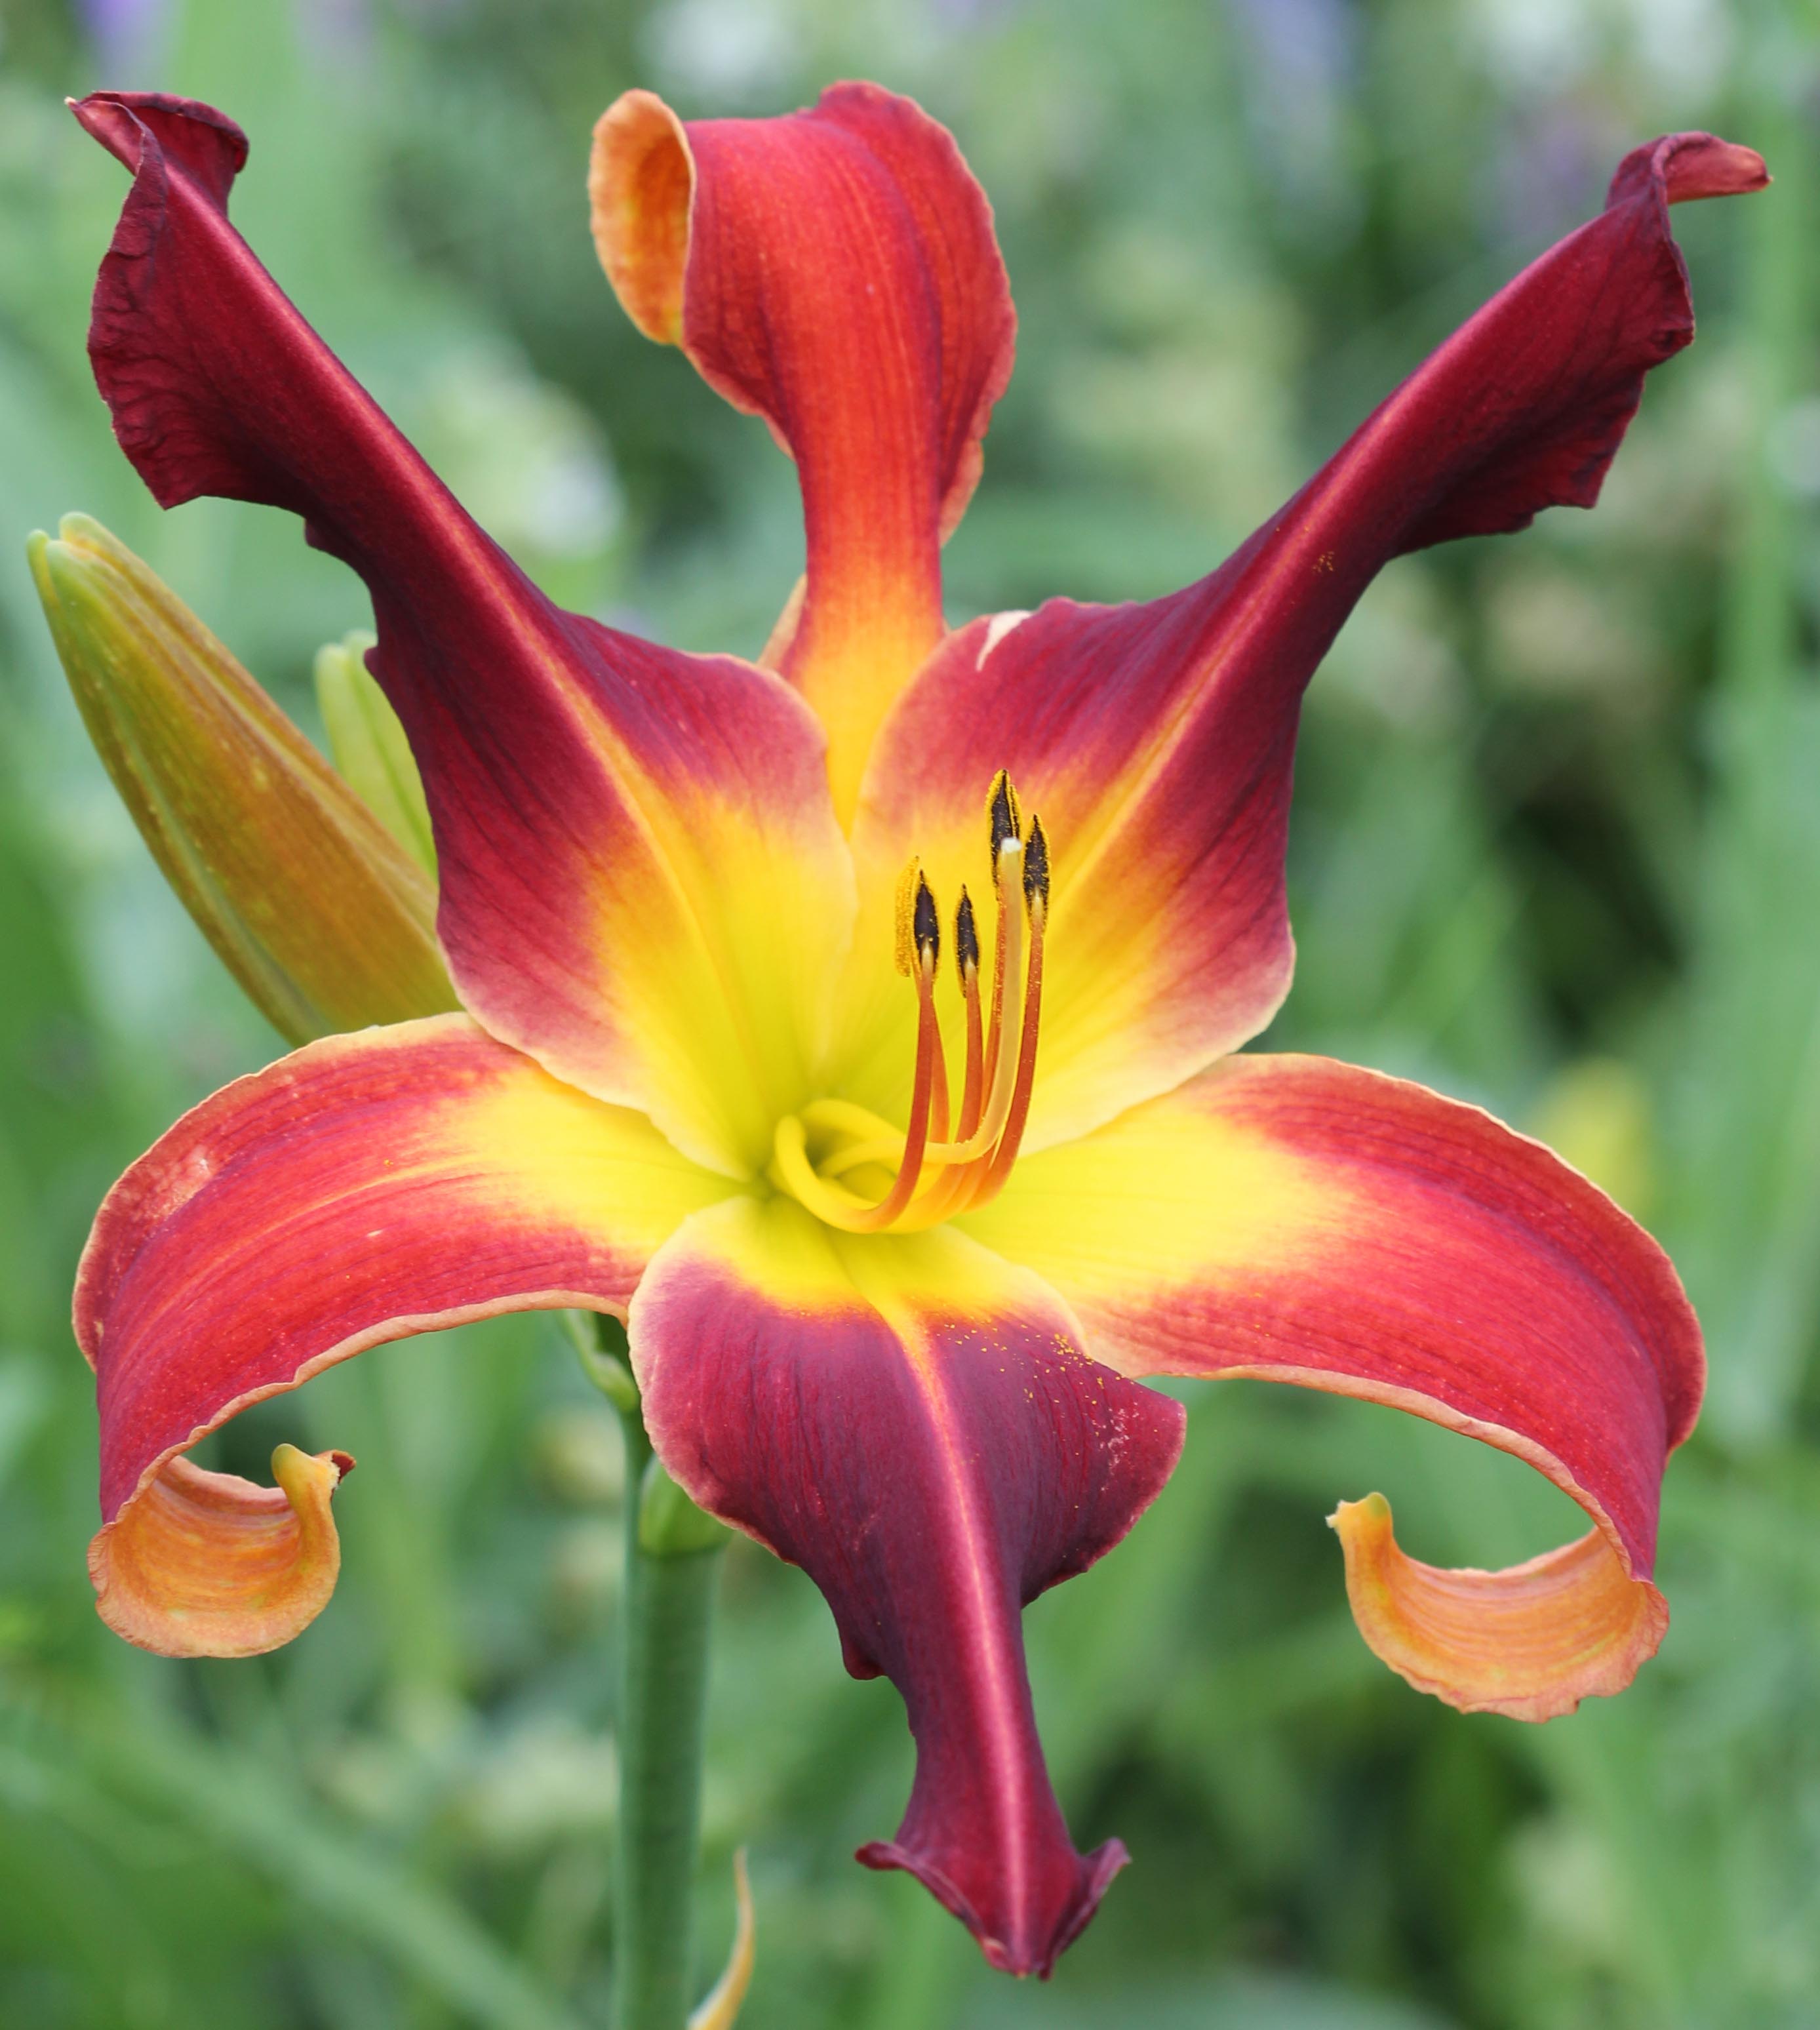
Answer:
[772,770,1049,1235]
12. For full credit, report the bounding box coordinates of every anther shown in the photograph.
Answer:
[954,886,981,983]
[987,769,1021,856]
[913,873,940,970]
[774,782,1055,1236]
[893,857,922,976]
[1023,816,1050,914]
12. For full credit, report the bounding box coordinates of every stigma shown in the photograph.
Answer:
[772,770,1049,1233]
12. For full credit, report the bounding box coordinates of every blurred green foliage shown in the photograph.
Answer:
[1,0,1817,2024]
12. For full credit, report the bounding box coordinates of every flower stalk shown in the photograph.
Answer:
[576,1313,729,2030]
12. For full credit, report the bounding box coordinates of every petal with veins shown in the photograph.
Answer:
[79,1014,730,1656]
[73,90,852,1176]
[591,84,1016,823]
[959,1053,1701,1719]
[831,131,1767,1148]
[629,1195,1183,1975]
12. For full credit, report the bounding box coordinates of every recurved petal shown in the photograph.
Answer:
[629,1195,1183,1976]
[959,1054,1701,1719]
[73,91,851,1176]
[833,132,1764,1147]
[591,84,1016,823]
[80,1014,730,1656]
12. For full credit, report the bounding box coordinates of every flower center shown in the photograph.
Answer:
[772,770,1049,1234]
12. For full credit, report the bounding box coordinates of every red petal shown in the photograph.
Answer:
[962,1054,1701,1717]
[72,91,851,1176]
[591,85,1016,822]
[832,130,1765,1149]
[629,1197,1183,1975]
[80,1015,728,1654]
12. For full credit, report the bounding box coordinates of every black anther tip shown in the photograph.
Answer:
[987,770,1021,856]
[1023,816,1050,911]
[955,887,981,980]
[913,873,941,966]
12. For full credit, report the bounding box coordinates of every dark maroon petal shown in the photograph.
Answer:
[840,130,1768,1151]
[629,1197,1185,1976]
[71,91,850,1176]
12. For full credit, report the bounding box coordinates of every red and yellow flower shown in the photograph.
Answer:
[68,86,1762,1976]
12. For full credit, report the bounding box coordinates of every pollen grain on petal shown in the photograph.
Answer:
[976,609,1031,668]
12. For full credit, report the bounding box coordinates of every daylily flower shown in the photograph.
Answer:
[68,85,1761,1977]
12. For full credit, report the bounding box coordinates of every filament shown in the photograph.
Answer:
[774,778,1050,1233]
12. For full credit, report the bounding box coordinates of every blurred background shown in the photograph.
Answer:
[1,0,1818,2024]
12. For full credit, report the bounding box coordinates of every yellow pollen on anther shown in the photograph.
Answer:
[769,778,1053,1233]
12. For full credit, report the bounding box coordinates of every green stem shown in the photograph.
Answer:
[569,1313,728,2030]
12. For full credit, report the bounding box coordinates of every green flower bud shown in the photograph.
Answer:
[29,514,457,1044]
[313,631,436,877]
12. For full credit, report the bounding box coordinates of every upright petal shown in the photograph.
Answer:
[80,1014,730,1656]
[960,1054,1703,1721]
[591,84,1016,822]
[833,134,1766,1145]
[73,91,852,1175]
[629,1196,1183,1975]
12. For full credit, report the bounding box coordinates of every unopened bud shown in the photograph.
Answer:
[29,514,456,1044]
[313,633,436,876]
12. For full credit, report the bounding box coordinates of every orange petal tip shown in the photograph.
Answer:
[1330,1492,1668,1724]
[589,89,694,345]
[90,1446,350,1659]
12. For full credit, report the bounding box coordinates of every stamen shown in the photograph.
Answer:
[1023,814,1050,913]
[954,886,981,985]
[920,837,1023,1165]
[892,856,922,977]
[911,871,948,1138]
[776,774,1054,1235]
[912,871,941,973]
[966,860,1046,1208]
[987,768,1021,856]
[955,888,985,1140]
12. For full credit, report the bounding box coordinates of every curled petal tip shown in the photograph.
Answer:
[1607,130,1771,211]
[70,89,248,194]
[90,1446,350,1659]
[1330,1492,1669,1723]
[1663,134,1770,202]
[589,89,694,346]
[859,1834,1127,1979]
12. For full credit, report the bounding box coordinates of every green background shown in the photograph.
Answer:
[1,0,1817,2023]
